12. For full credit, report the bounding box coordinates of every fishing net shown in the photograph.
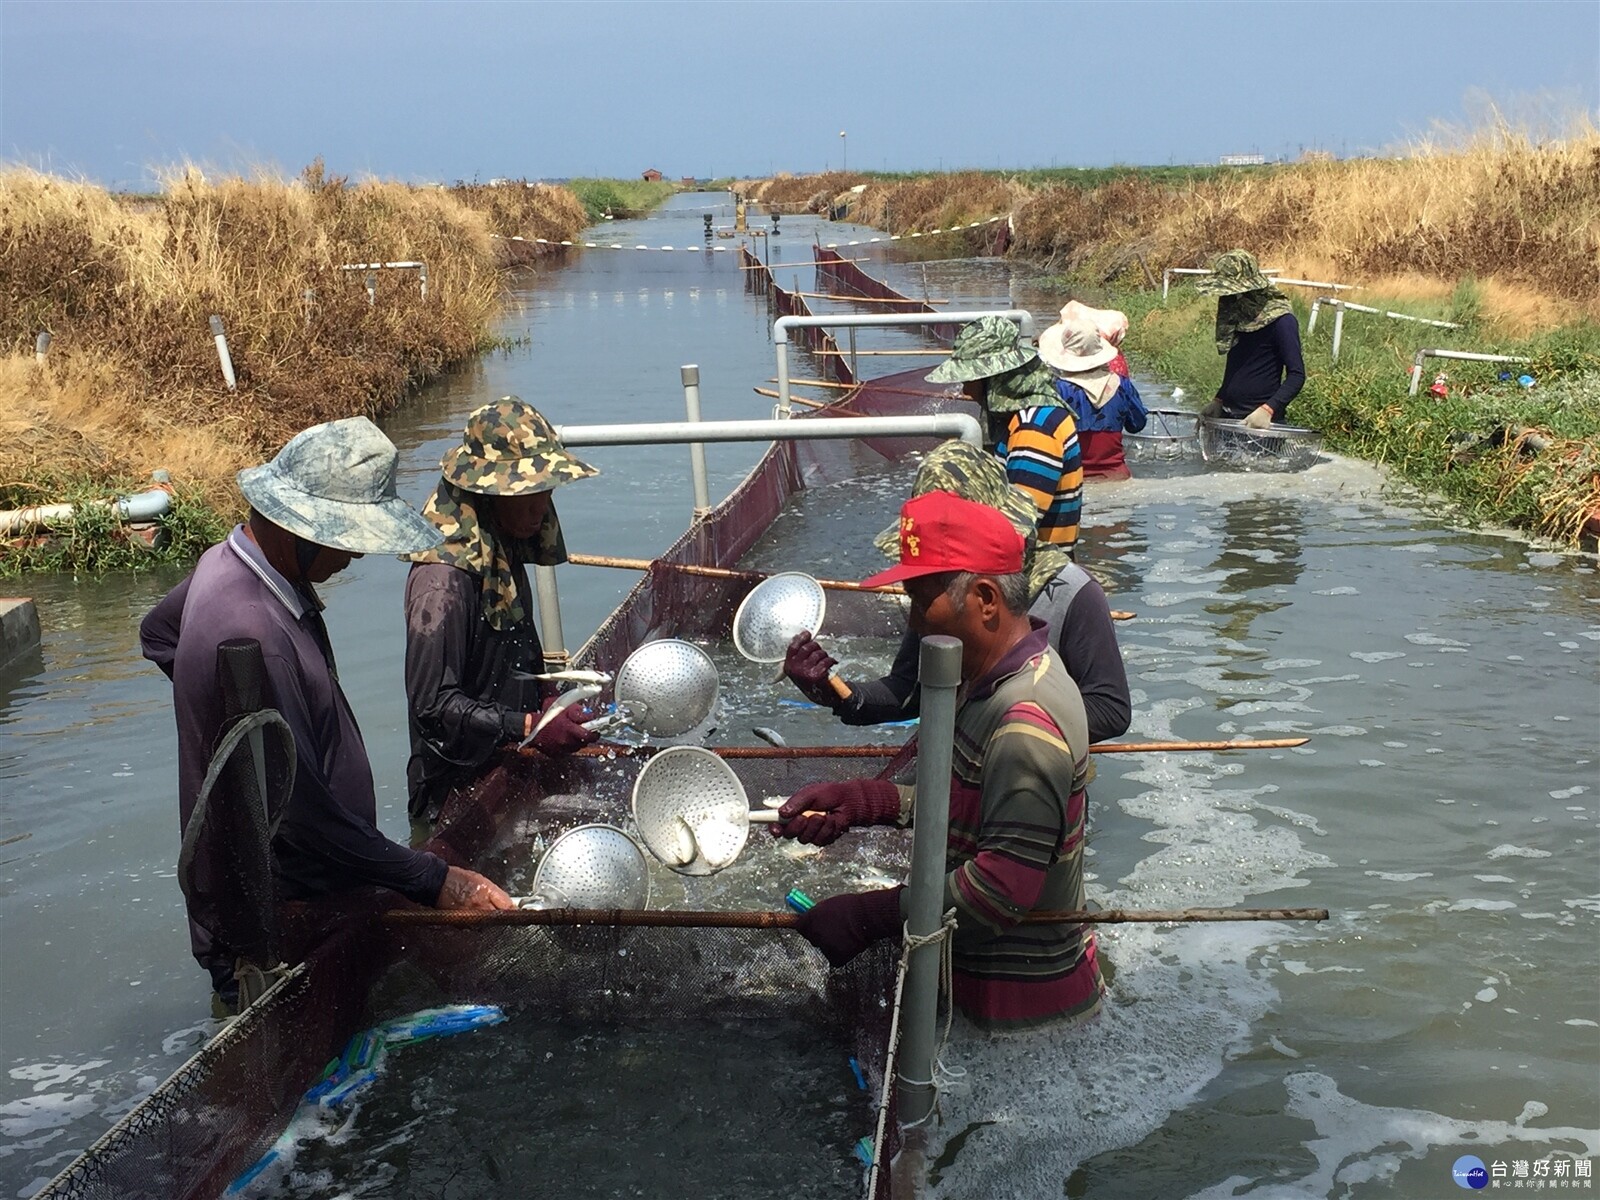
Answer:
[40,269,958,1200]
[1198,416,1325,471]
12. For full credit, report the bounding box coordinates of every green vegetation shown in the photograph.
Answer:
[565,178,678,223]
[1079,279,1600,545]
[0,480,228,577]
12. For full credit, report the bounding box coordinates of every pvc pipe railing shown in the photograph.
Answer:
[773,310,1037,416]
[1307,298,1463,362]
[533,404,982,666]
[338,261,428,301]
[0,486,172,536]
[1408,348,1531,395]
[1161,266,1357,299]
[897,634,962,1128]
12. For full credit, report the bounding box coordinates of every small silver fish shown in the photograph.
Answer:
[752,727,788,748]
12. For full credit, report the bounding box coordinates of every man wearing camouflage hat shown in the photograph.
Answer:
[1195,249,1306,429]
[141,417,513,1005]
[783,439,1130,743]
[927,316,1084,550]
[403,398,600,820]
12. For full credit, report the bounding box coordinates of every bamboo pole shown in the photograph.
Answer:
[558,737,1309,762]
[383,905,1330,929]
[791,291,950,306]
[738,258,868,270]
[765,377,962,402]
[811,348,952,357]
[752,387,867,413]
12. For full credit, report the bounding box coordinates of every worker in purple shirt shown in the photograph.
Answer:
[1196,250,1306,429]
[141,417,511,1007]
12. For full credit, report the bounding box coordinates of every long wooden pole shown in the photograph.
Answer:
[383,905,1329,929]
[559,737,1310,762]
[812,348,952,357]
[790,291,950,306]
[562,553,1134,618]
[752,387,868,413]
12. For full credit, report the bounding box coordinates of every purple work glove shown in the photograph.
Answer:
[784,631,841,707]
[797,886,906,967]
[524,698,599,757]
[772,778,901,846]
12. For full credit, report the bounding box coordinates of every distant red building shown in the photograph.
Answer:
[641,168,663,182]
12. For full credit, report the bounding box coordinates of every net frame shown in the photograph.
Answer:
[1198,416,1324,471]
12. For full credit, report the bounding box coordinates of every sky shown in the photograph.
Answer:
[1,0,1596,189]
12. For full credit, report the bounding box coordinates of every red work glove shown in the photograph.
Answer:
[772,778,901,846]
[524,697,599,757]
[783,631,841,707]
[797,886,905,967]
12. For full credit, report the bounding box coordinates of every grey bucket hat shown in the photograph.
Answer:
[925,316,1037,384]
[238,416,443,555]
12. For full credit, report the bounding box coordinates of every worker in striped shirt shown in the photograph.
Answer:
[926,316,1084,551]
[772,490,1105,1031]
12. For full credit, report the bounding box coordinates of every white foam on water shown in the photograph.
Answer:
[1550,786,1588,800]
[1364,870,1431,882]
[1474,875,1517,883]
[1349,651,1404,663]
[1181,1072,1598,1199]
[1476,987,1500,1002]
[1565,1018,1599,1027]
[1404,633,1471,648]
[1440,899,1518,912]
[1313,586,1360,596]
[1488,844,1553,860]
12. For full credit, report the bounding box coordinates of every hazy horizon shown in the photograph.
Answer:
[1,0,1595,191]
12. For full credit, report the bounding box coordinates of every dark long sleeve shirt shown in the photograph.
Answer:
[403,561,545,818]
[836,562,1132,743]
[1215,313,1306,420]
[140,528,447,974]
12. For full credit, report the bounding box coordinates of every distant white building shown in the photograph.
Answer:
[1219,154,1268,167]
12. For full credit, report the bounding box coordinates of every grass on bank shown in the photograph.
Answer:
[564,178,678,223]
[0,162,589,574]
[1088,279,1600,545]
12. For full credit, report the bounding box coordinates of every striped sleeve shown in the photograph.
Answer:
[1003,407,1082,547]
[946,700,1074,936]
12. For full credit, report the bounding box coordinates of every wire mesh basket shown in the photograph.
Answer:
[1198,417,1324,471]
[1125,408,1201,462]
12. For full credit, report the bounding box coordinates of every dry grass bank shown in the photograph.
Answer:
[0,164,589,550]
[739,122,1600,326]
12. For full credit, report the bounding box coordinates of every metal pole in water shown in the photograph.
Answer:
[680,364,712,515]
[898,634,963,1128]
[208,315,237,392]
[533,566,568,670]
[848,326,857,380]
[775,341,793,418]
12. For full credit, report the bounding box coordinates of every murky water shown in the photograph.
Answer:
[2,194,1596,1198]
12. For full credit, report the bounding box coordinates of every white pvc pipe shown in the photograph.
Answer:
[1331,303,1345,362]
[555,412,983,449]
[680,364,711,515]
[1408,348,1531,395]
[338,261,427,300]
[34,331,50,363]
[0,487,171,536]
[773,310,1037,416]
[208,315,237,392]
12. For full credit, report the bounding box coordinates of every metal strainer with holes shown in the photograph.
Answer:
[611,639,719,737]
[632,746,778,876]
[733,572,827,663]
[525,824,651,911]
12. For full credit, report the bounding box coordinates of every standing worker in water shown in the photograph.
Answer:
[926,316,1084,553]
[403,398,600,821]
[1196,250,1306,429]
[140,418,513,1008]
[774,491,1104,1031]
[1039,305,1148,481]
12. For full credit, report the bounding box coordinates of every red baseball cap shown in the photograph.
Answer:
[860,490,1026,587]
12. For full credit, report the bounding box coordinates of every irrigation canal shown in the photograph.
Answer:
[1,192,1596,1197]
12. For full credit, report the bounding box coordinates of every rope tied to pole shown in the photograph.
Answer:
[883,908,962,1149]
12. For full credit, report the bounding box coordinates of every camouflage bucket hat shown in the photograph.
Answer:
[1194,250,1274,297]
[237,416,442,555]
[925,316,1037,384]
[440,397,598,496]
[872,440,1039,558]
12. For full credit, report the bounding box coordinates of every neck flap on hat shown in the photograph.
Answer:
[1215,288,1294,355]
[984,361,1062,414]
[407,480,568,629]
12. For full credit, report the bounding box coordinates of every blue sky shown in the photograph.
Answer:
[1,0,1595,189]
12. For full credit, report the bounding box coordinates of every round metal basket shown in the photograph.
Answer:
[613,639,720,737]
[1125,408,1201,462]
[733,572,827,663]
[632,746,753,876]
[1198,417,1324,472]
[527,823,651,951]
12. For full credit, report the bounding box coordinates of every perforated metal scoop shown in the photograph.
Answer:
[631,746,781,876]
[611,639,720,737]
[522,824,651,911]
[733,572,828,663]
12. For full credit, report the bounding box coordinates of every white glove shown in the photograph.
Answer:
[1243,405,1274,430]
